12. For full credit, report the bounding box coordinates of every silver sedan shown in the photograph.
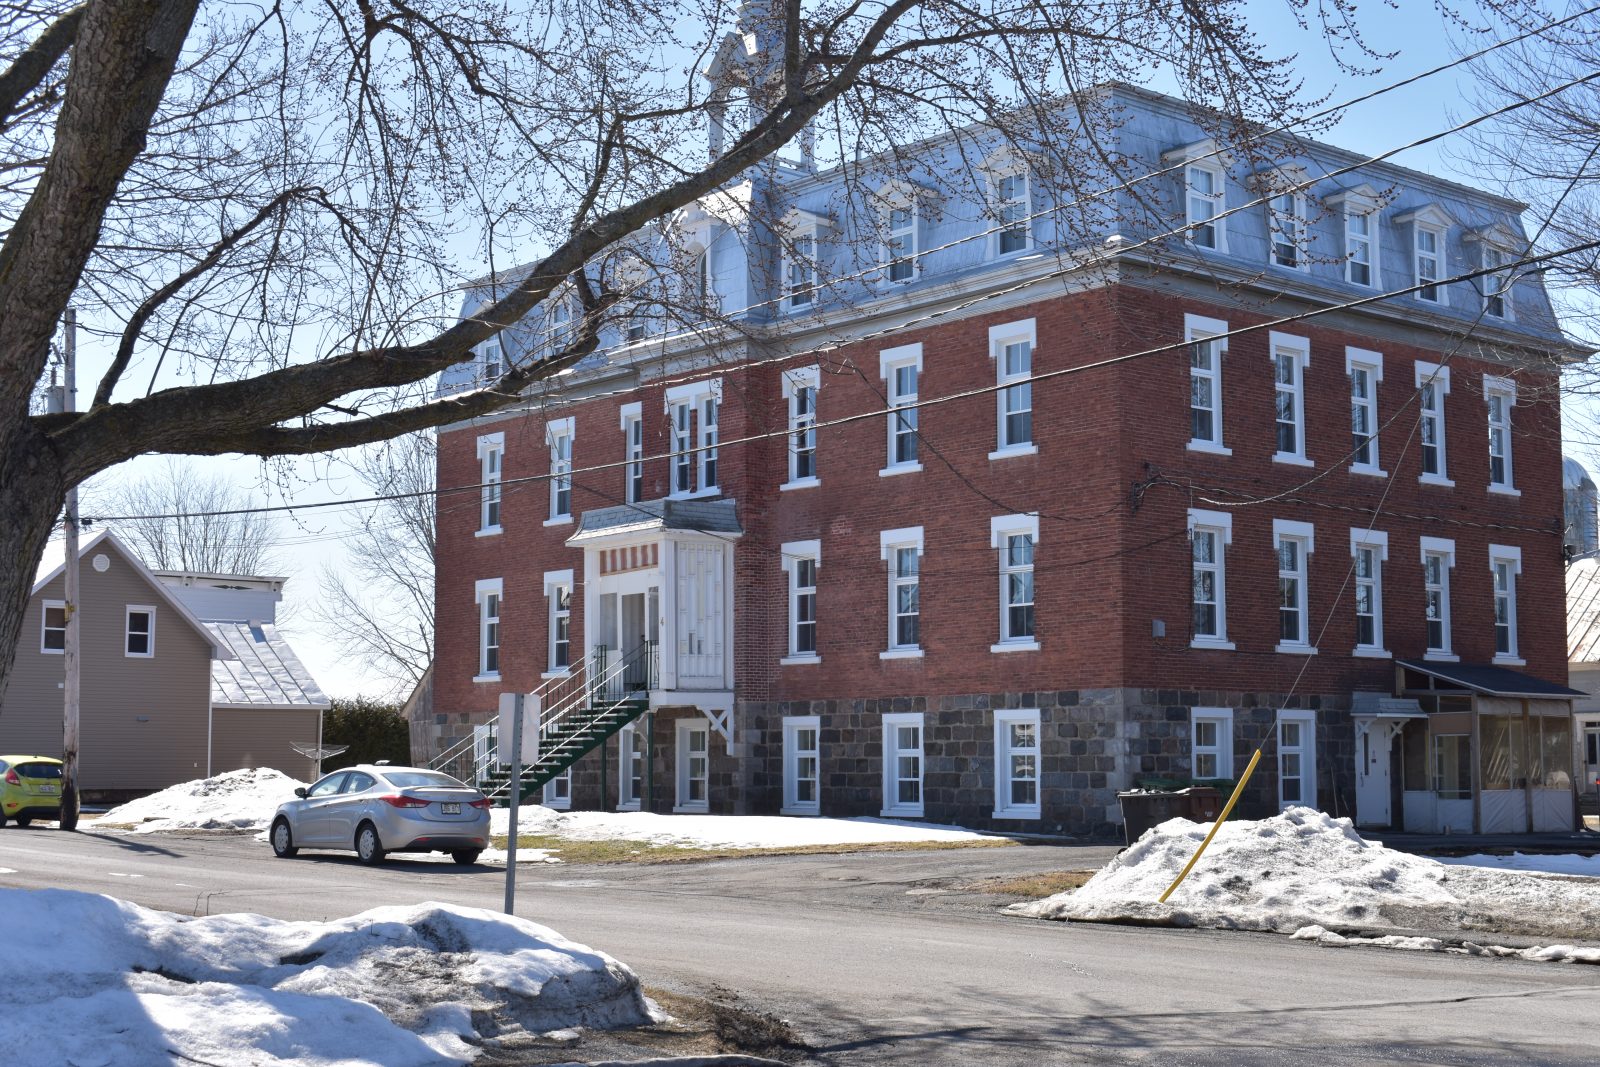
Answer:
[269,764,492,865]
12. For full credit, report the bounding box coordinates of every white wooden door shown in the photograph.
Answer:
[675,542,725,687]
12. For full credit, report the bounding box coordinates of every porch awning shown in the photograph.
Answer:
[1396,659,1585,699]
[1350,692,1427,719]
[567,497,743,545]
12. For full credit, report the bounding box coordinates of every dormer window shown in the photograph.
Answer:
[479,341,502,382]
[1328,185,1384,288]
[1395,204,1454,305]
[887,205,918,283]
[1269,192,1306,268]
[1164,140,1232,253]
[994,171,1029,255]
[779,208,830,312]
[1465,224,1522,322]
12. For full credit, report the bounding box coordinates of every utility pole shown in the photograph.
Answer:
[60,308,81,832]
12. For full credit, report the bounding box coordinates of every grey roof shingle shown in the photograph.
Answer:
[567,497,742,543]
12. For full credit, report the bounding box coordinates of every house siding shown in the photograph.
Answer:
[210,707,320,782]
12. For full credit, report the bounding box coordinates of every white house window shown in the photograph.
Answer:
[1274,519,1315,654]
[990,514,1039,652]
[1345,207,1375,287]
[620,403,644,503]
[475,578,503,680]
[1184,162,1225,250]
[1188,508,1233,649]
[478,341,502,381]
[41,600,66,653]
[618,723,644,810]
[671,401,692,493]
[782,715,821,815]
[1415,226,1442,302]
[880,527,924,658]
[993,169,1030,255]
[1481,244,1512,319]
[477,432,504,533]
[1421,537,1456,659]
[547,297,573,341]
[879,343,923,475]
[125,606,155,658]
[693,246,712,306]
[1350,529,1389,656]
[1268,191,1305,268]
[546,417,574,523]
[781,540,821,663]
[1276,709,1317,809]
[785,230,817,309]
[1484,375,1516,493]
[1346,348,1384,476]
[782,366,820,488]
[665,380,722,498]
[675,719,710,813]
[886,204,918,283]
[1270,332,1310,465]
[1397,205,1453,305]
[1490,544,1522,663]
[1415,362,1452,486]
[993,708,1042,820]
[1190,708,1234,780]
[543,770,572,810]
[989,319,1036,458]
[1185,314,1229,454]
[545,569,573,673]
[699,394,719,491]
[881,712,925,818]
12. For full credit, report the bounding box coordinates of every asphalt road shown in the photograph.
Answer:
[3,827,1598,1065]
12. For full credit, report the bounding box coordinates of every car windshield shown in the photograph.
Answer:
[383,771,467,789]
[16,762,62,779]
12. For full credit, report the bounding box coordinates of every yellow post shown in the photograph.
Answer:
[1158,748,1262,904]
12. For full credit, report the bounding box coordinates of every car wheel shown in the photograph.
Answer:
[270,818,299,858]
[0,813,7,827]
[15,817,31,828]
[355,822,386,865]
[450,849,482,866]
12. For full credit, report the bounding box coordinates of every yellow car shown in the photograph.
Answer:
[0,756,63,827]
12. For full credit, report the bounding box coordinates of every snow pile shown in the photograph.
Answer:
[1290,924,1600,965]
[491,805,998,850]
[97,767,306,833]
[0,888,652,1066]
[1436,851,1600,878]
[1016,807,1600,942]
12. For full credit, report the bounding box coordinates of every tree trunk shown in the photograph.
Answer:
[0,418,66,709]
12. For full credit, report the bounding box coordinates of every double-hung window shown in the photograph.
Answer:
[1273,519,1315,654]
[546,418,574,523]
[617,722,644,810]
[619,403,644,503]
[1416,227,1441,302]
[478,341,502,382]
[1489,545,1522,663]
[1481,244,1513,320]
[1415,362,1452,486]
[1269,190,1306,269]
[886,203,918,283]
[699,394,719,490]
[780,540,821,664]
[1484,375,1517,494]
[881,712,925,818]
[1184,162,1225,250]
[993,169,1030,255]
[1350,529,1388,656]
[475,578,503,680]
[781,366,820,489]
[125,606,155,658]
[664,380,722,498]
[1345,208,1375,287]
[1270,332,1310,465]
[544,570,573,674]
[1190,708,1234,780]
[880,527,924,658]
[1188,508,1233,650]
[879,343,922,475]
[1185,314,1229,454]
[543,770,572,810]
[990,319,1036,458]
[1345,348,1384,476]
[477,432,504,534]
[784,229,817,309]
[1421,537,1456,660]
[993,708,1042,820]
[782,715,821,815]
[41,600,66,653]
[990,515,1039,652]
[674,719,710,813]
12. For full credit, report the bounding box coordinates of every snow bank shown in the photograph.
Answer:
[96,767,306,833]
[1436,851,1600,878]
[0,888,651,1066]
[491,805,997,850]
[1016,807,1600,942]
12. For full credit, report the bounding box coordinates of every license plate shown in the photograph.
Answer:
[442,802,461,814]
[37,784,58,794]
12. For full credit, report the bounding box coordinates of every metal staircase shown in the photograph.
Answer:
[428,642,657,804]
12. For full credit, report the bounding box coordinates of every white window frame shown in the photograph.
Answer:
[1183,160,1226,251]
[545,417,574,525]
[990,166,1031,257]
[990,514,1040,652]
[1484,375,1518,496]
[477,340,502,382]
[664,379,722,499]
[1275,708,1318,810]
[674,718,710,813]
[1185,314,1230,455]
[1480,243,1514,321]
[477,432,504,535]
[1268,190,1307,270]
[1489,544,1523,665]
[41,599,65,654]
[474,578,503,681]
[544,569,574,677]
[780,540,821,665]
[1188,508,1234,650]
[617,722,644,811]
[1415,361,1453,487]
[989,319,1037,459]
[1415,224,1443,304]
[881,712,925,818]
[879,343,923,476]
[783,226,818,310]
[884,201,919,284]
[1349,528,1390,657]
[124,604,156,658]
[1273,519,1316,655]
[1344,206,1377,288]
[781,365,820,489]
[993,708,1042,820]
[1421,536,1457,662]
[1190,707,1234,780]
[781,715,822,816]
[620,403,644,504]
[698,392,719,492]
[1345,348,1386,477]
[880,527,924,659]
[543,770,572,810]
[1270,331,1311,466]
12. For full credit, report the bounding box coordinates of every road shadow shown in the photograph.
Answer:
[29,825,185,858]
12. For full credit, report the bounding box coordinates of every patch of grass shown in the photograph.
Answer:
[491,833,1015,865]
[964,869,1096,898]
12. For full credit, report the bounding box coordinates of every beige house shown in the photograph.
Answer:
[1565,557,1600,803]
[0,531,328,796]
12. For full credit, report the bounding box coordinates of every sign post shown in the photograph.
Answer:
[500,691,525,915]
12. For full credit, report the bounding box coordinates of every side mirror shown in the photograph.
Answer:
[294,787,308,798]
